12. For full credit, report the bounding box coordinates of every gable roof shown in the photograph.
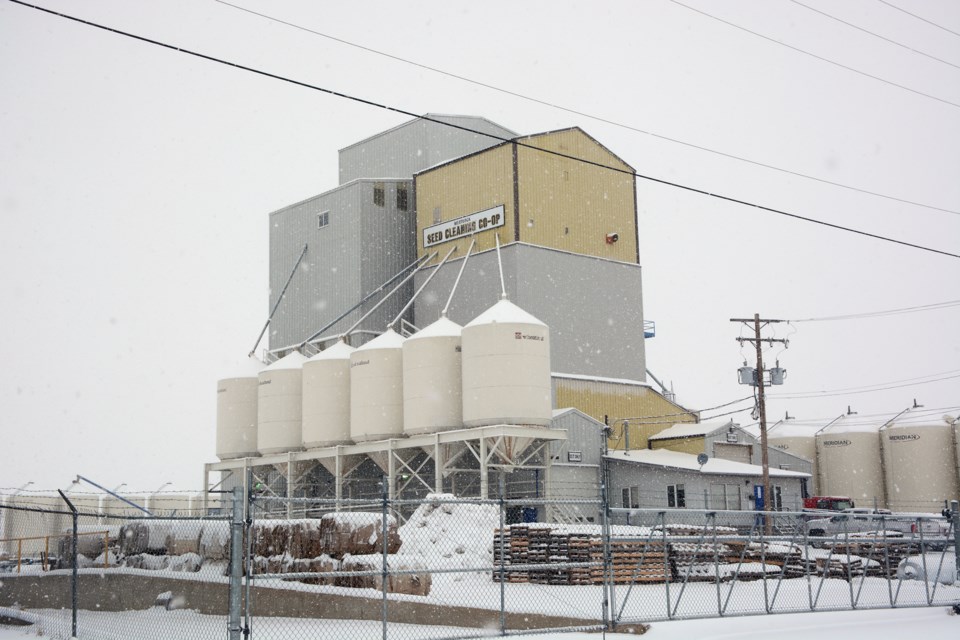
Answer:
[648,420,738,441]
[606,448,809,478]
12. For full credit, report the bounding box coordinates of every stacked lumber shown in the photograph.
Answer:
[595,539,671,584]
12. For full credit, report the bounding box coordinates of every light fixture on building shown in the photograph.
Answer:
[605,232,619,244]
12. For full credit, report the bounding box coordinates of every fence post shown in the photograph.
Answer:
[499,473,506,636]
[57,490,78,640]
[381,475,389,640]
[951,500,960,579]
[600,477,612,630]
[228,486,243,640]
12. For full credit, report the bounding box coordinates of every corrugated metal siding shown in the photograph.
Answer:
[549,410,604,466]
[553,376,696,450]
[339,115,515,185]
[415,144,515,264]
[606,459,806,511]
[358,181,418,333]
[516,129,637,264]
[267,180,414,352]
[648,436,705,455]
[515,245,646,380]
[411,244,647,379]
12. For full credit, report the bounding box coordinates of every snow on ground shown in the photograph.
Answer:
[0,605,957,639]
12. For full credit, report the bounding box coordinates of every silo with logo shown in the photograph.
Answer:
[461,299,552,427]
[257,351,308,455]
[882,420,959,512]
[816,417,886,508]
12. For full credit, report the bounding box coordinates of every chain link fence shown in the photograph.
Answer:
[1,489,958,638]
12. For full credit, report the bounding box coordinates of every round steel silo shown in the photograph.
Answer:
[257,351,308,455]
[461,299,552,428]
[882,421,960,512]
[403,316,463,435]
[816,420,886,508]
[215,357,262,460]
[768,422,819,494]
[350,329,406,442]
[302,340,355,449]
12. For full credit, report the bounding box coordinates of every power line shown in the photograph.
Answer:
[791,298,960,322]
[611,395,754,423]
[790,0,960,71]
[213,0,960,217]
[772,368,960,396]
[669,0,960,110]
[9,0,960,261]
[875,0,960,39]
[768,372,960,399]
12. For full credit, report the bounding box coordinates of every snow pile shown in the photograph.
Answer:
[397,493,499,569]
[897,552,957,584]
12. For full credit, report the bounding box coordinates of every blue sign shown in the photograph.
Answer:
[753,485,764,510]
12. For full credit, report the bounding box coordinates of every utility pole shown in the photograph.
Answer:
[731,314,789,532]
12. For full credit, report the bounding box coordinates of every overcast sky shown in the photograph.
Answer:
[1,0,958,493]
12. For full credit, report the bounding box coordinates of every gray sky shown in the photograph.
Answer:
[1,0,958,492]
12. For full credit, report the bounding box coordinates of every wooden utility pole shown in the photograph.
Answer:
[731,314,788,532]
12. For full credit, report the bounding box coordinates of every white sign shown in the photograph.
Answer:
[423,205,505,248]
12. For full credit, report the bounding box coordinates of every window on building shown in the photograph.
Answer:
[396,184,409,211]
[373,182,385,207]
[772,485,783,511]
[317,211,330,229]
[667,484,686,508]
[710,484,742,510]
[621,486,639,509]
[433,206,441,224]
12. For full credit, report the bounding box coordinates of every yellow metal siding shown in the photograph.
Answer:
[415,144,515,264]
[649,437,706,456]
[517,130,637,264]
[552,377,696,451]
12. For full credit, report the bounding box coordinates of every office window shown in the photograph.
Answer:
[317,211,330,229]
[396,184,409,211]
[373,182,385,207]
[667,484,686,508]
[710,483,742,510]
[621,486,639,509]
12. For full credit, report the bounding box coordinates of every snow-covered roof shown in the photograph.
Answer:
[354,327,406,351]
[307,340,355,361]
[465,298,546,327]
[263,351,308,371]
[606,448,809,478]
[551,372,651,387]
[648,420,734,441]
[406,316,462,340]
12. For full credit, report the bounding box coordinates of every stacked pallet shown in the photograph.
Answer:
[821,534,917,578]
[595,538,671,584]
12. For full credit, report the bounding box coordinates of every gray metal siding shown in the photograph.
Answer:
[412,243,647,380]
[606,459,806,512]
[703,430,813,478]
[549,410,604,466]
[267,180,415,352]
[356,181,418,335]
[339,115,516,185]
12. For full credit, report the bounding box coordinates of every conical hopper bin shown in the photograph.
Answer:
[317,453,367,478]
[366,448,420,474]
[421,441,469,475]
[492,434,538,466]
[272,460,318,479]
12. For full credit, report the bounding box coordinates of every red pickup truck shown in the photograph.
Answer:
[803,496,855,512]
